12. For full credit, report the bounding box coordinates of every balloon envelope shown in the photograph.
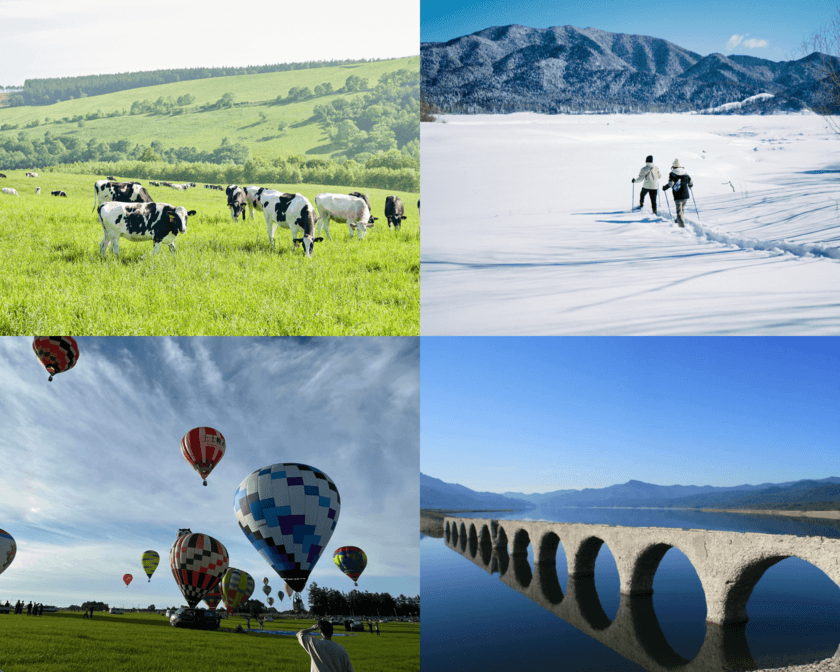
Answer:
[267,597,274,606]
[203,584,223,609]
[234,463,340,594]
[278,591,284,601]
[169,533,229,608]
[142,550,160,581]
[221,568,254,612]
[123,574,133,586]
[180,427,226,486]
[334,546,367,585]
[284,583,293,598]
[263,577,269,585]
[262,584,271,596]
[0,529,17,577]
[32,337,79,382]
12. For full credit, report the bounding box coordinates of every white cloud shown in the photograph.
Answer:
[726,35,744,51]
[744,38,768,49]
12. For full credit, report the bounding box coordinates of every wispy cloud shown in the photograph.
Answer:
[726,34,745,51]
[744,38,768,49]
[726,34,768,51]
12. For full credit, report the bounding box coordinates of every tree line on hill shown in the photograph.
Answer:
[305,582,420,618]
[3,58,389,107]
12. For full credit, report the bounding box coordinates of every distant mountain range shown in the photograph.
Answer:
[421,473,840,511]
[421,24,837,114]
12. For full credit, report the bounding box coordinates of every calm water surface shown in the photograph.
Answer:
[421,508,840,671]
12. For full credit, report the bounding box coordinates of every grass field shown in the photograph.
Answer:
[0,171,419,335]
[0,57,419,162]
[0,612,420,672]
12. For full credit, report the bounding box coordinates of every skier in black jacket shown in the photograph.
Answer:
[663,159,694,227]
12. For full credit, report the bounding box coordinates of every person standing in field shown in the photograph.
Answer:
[633,155,661,214]
[297,619,355,672]
[374,621,380,636]
[663,158,694,227]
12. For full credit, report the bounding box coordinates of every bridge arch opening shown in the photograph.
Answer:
[574,536,619,629]
[479,524,493,565]
[536,531,566,605]
[495,526,510,576]
[736,555,840,668]
[444,520,450,542]
[511,528,532,588]
[468,523,479,558]
[459,522,468,552]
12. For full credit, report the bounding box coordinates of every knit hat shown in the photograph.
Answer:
[646,155,653,163]
[672,158,681,168]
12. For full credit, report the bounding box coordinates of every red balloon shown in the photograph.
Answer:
[32,337,79,382]
[123,573,133,586]
[180,427,226,486]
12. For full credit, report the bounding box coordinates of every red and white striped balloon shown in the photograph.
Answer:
[180,427,226,486]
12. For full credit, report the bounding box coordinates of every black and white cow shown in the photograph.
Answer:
[261,192,322,257]
[36,187,41,195]
[314,193,376,240]
[97,202,195,257]
[51,190,67,197]
[244,185,283,219]
[93,180,153,211]
[26,171,38,178]
[2,187,18,196]
[106,175,116,181]
[226,185,247,221]
[0,173,6,178]
[384,195,408,230]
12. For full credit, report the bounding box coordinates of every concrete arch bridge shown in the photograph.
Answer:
[444,516,840,672]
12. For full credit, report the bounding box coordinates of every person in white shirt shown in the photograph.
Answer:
[633,155,661,214]
[297,619,355,672]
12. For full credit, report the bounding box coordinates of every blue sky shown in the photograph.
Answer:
[421,0,834,62]
[1,0,419,84]
[0,337,419,609]
[421,337,840,494]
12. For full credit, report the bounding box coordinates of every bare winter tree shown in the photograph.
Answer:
[805,7,840,132]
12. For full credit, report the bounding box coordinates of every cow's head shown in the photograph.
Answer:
[293,236,325,257]
[391,215,408,230]
[168,207,196,234]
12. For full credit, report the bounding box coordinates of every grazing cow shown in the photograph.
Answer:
[26,172,38,178]
[384,195,408,230]
[106,175,116,181]
[97,202,195,257]
[244,186,282,219]
[36,187,41,195]
[226,185,247,221]
[261,192,322,257]
[2,187,18,196]
[51,190,67,197]
[93,180,153,211]
[0,173,6,178]
[314,193,376,240]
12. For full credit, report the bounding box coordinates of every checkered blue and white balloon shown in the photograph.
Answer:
[234,463,340,594]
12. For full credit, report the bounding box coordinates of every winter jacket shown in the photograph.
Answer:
[635,163,660,189]
[666,167,693,200]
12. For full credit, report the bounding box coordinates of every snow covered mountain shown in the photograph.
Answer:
[421,25,835,113]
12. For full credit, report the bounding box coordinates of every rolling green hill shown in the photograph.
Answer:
[0,57,419,173]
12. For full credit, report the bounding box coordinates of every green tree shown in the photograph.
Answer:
[138,146,160,162]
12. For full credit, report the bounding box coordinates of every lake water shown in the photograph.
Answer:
[421,508,840,671]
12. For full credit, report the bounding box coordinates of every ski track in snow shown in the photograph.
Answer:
[421,113,840,335]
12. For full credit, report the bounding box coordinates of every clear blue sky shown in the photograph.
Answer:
[0,338,419,608]
[421,0,834,62]
[421,337,840,494]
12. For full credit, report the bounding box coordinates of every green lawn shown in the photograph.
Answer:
[0,612,420,672]
[0,171,419,335]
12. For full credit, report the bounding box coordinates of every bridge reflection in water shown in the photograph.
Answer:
[444,516,840,672]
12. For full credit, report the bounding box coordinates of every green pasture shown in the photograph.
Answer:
[0,171,419,335]
[0,57,418,161]
[0,612,420,672]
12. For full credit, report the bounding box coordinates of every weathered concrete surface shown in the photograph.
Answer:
[443,516,840,672]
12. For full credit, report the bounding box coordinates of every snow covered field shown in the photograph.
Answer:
[421,113,840,334]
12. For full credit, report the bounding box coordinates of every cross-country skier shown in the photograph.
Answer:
[632,155,661,214]
[663,159,694,228]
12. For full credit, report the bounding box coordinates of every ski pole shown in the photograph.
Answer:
[664,189,672,221]
[690,186,700,220]
[632,180,634,211]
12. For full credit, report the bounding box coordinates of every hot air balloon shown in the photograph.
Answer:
[0,529,16,577]
[123,573,133,586]
[234,463,340,595]
[180,427,226,486]
[220,568,254,613]
[334,546,367,586]
[32,337,79,382]
[262,584,271,596]
[284,583,293,598]
[142,550,160,582]
[267,597,274,607]
[204,584,223,610]
[277,591,284,602]
[263,577,269,585]
[169,533,229,609]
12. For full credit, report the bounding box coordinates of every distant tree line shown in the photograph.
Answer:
[4,58,389,107]
[306,582,420,618]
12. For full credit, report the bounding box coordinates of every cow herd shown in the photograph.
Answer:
[0,173,413,259]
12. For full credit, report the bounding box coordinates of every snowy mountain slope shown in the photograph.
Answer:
[420,113,840,335]
[422,25,837,113]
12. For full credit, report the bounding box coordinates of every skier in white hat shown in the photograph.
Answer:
[663,159,694,227]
